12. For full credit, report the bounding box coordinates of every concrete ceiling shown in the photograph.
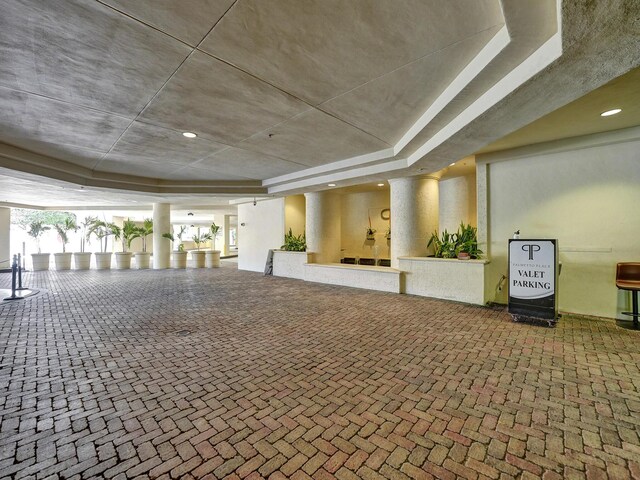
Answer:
[477,66,640,153]
[0,0,639,207]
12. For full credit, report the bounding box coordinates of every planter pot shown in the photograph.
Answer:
[31,253,50,271]
[54,252,72,270]
[191,251,206,268]
[366,235,376,241]
[172,251,187,269]
[457,252,471,260]
[115,252,132,270]
[73,252,92,270]
[94,252,112,270]
[135,252,151,269]
[206,250,221,268]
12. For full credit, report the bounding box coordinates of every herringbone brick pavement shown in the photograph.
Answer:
[1,265,639,479]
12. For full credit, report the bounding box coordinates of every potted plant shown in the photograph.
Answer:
[280,228,306,251]
[87,219,117,270]
[53,217,77,270]
[206,222,222,268]
[113,219,138,270]
[191,231,211,268]
[427,223,482,260]
[163,226,187,269]
[133,218,153,269]
[28,221,51,271]
[74,216,95,270]
[366,213,376,240]
[454,223,482,260]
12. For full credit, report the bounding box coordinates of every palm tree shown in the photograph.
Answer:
[54,217,78,253]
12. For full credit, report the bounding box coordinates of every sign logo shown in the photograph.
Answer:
[522,244,541,260]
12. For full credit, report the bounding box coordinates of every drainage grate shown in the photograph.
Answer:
[174,330,192,336]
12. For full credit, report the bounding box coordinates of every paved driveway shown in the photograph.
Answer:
[1,265,639,479]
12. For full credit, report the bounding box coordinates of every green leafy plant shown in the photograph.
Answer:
[281,228,306,251]
[210,222,221,251]
[163,225,186,252]
[455,223,482,258]
[27,221,51,254]
[133,218,153,252]
[86,219,118,253]
[78,216,96,253]
[428,223,482,259]
[54,217,78,253]
[192,231,212,251]
[114,218,138,253]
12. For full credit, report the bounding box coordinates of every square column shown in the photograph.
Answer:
[0,207,10,270]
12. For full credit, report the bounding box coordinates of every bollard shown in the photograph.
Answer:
[3,255,24,301]
[16,253,27,291]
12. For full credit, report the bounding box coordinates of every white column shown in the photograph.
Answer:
[305,191,341,264]
[0,207,10,269]
[153,203,171,269]
[389,176,439,268]
[222,214,231,256]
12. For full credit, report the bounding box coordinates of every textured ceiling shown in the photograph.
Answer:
[0,0,504,187]
[0,0,638,207]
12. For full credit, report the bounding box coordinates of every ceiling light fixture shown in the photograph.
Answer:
[182,132,197,138]
[327,183,336,187]
[377,183,385,187]
[449,163,456,166]
[600,108,622,117]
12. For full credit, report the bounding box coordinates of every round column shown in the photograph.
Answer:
[0,207,10,270]
[389,176,439,268]
[153,203,171,269]
[305,191,341,264]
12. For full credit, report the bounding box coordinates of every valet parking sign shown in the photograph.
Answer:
[508,239,558,321]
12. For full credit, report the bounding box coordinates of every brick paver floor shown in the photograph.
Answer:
[1,265,639,479]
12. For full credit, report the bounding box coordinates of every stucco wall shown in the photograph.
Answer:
[238,198,285,272]
[284,195,306,236]
[482,130,640,319]
[439,174,477,233]
[340,190,390,261]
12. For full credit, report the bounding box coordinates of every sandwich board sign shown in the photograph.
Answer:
[508,239,558,326]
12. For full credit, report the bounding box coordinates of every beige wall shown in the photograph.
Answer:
[284,195,306,236]
[341,190,390,260]
[482,131,640,319]
[439,173,477,233]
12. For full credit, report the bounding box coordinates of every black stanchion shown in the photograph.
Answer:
[3,255,24,301]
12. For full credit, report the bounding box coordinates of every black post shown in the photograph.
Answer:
[633,291,639,329]
[3,255,23,301]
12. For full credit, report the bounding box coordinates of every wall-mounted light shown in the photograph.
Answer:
[183,132,197,138]
[327,183,336,187]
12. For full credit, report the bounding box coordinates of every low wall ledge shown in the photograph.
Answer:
[399,256,490,265]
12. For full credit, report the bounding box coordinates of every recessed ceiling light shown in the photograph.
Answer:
[449,163,456,166]
[377,183,385,187]
[327,183,336,187]
[182,132,197,138]
[600,108,622,117]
